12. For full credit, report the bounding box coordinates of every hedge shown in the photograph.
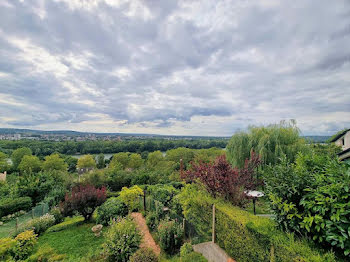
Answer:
[0,197,32,218]
[178,185,336,262]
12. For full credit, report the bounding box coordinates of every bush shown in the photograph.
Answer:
[129,248,159,262]
[181,252,207,262]
[103,218,141,262]
[180,243,193,257]
[0,197,32,218]
[60,185,107,221]
[49,206,64,224]
[47,216,84,233]
[0,237,16,261]
[146,212,160,232]
[119,186,144,212]
[178,184,336,262]
[12,230,37,260]
[25,213,56,235]
[28,246,66,261]
[157,219,184,255]
[96,197,128,226]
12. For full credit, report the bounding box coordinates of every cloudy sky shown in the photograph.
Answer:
[0,0,349,136]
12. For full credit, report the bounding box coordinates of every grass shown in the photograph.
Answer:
[33,217,106,261]
[0,212,32,238]
[244,196,272,215]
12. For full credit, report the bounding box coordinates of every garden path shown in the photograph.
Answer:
[131,212,161,256]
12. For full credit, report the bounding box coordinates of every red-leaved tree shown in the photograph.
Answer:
[181,153,261,206]
[60,184,107,221]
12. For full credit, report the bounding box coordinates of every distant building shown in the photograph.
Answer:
[330,129,350,161]
[0,171,6,181]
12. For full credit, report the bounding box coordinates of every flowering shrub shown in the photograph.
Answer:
[25,213,56,235]
[96,197,128,226]
[129,248,159,262]
[182,154,261,206]
[12,230,37,260]
[49,206,64,224]
[103,217,141,261]
[60,184,106,221]
[119,186,144,212]
[157,219,183,255]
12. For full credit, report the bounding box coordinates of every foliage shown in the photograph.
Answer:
[64,155,78,173]
[11,147,32,170]
[0,196,32,218]
[49,206,64,224]
[111,152,129,169]
[0,237,16,261]
[12,230,37,260]
[0,152,9,172]
[96,153,105,169]
[46,216,84,233]
[18,155,42,174]
[157,219,184,255]
[106,169,132,191]
[166,147,195,168]
[180,252,207,262]
[129,153,144,169]
[103,218,141,262]
[96,197,128,226]
[77,154,96,169]
[180,243,193,257]
[25,213,56,235]
[119,186,144,212]
[147,184,178,206]
[147,151,164,168]
[60,184,106,221]
[42,153,67,172]
[178,184,336,262]
[264,152,350,256]
[327,128,349,143]
[226,120,307,168]
[28,246,66,261]
[82,169,108,188]
[182,154,261,206]
[129,248,159,262]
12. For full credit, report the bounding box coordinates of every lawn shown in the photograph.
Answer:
[34,218,106,261]
[0,212,32,238]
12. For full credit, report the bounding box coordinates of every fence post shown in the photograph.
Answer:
[42,204,45,216]
[143,190,146,212]
[212,204,215,243]
[31,208,34,219]
[15,217,18,235]
[182,218,185,231]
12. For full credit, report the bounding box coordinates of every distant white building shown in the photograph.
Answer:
[331,129,350,161]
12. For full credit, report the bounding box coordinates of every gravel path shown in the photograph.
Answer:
[131,212,161,256]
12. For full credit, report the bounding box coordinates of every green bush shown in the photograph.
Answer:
[157,219,184,255]
[96,197,128,226]
[181,252,207,262]
[0,197,32,218]
[49,206,64,224]
[25,213,56,235]
[12,230,37,260]
[146,212,159,232]
[119,186,144,212]
[0,237,16,261]
[179,184,336,262]
[46,216,84,233]
[103,217,141,261]
[129,248,159,262]
[180,242,193,257]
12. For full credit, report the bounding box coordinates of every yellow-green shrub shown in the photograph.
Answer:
[0,237,16,261]
[119,186,144,212]
[28,246,65,261]
[12,230,37,260]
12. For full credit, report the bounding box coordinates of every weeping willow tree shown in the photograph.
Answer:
[226,120,308,168]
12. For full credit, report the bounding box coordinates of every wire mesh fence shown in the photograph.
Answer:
[0,202,49,238]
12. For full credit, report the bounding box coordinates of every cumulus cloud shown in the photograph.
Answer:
[0,0,349,136]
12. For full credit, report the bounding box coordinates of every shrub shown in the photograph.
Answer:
[103,218,141,262]
[178,184,336,262]
[119,186,144,212]
[47,216,84,233]
[146,212,160,232]
[182,154,261,206]
[96,197,128,226]
[0,238,16,261]
[49,206,64,224]
[25,213,56,235]
[181,252,207,262]
[60,185,107,221]
[0,196,32,218]
[12,230,37,260]
[129,248,159,262]
[147,184,178,206]
[180,242,193,257]
[28,246,65,261]
[157,219,184,255]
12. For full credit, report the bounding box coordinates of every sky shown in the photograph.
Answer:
[0,0,349,136]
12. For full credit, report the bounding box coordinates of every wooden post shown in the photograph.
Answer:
[31,208,34,219]
[253,198,256,215]
[182,218,185,230]
[15,218,18,234]
[143,190,146,212]
[212,204,215,243]
[42,204,45,216]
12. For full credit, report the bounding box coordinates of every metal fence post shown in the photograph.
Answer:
[212,204,215,243]
[42,204,45,216]
[143,190,146,212]
[31,208,34,219]
[15,217,18,235]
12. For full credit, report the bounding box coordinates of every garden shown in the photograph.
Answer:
[0,121,349,261]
